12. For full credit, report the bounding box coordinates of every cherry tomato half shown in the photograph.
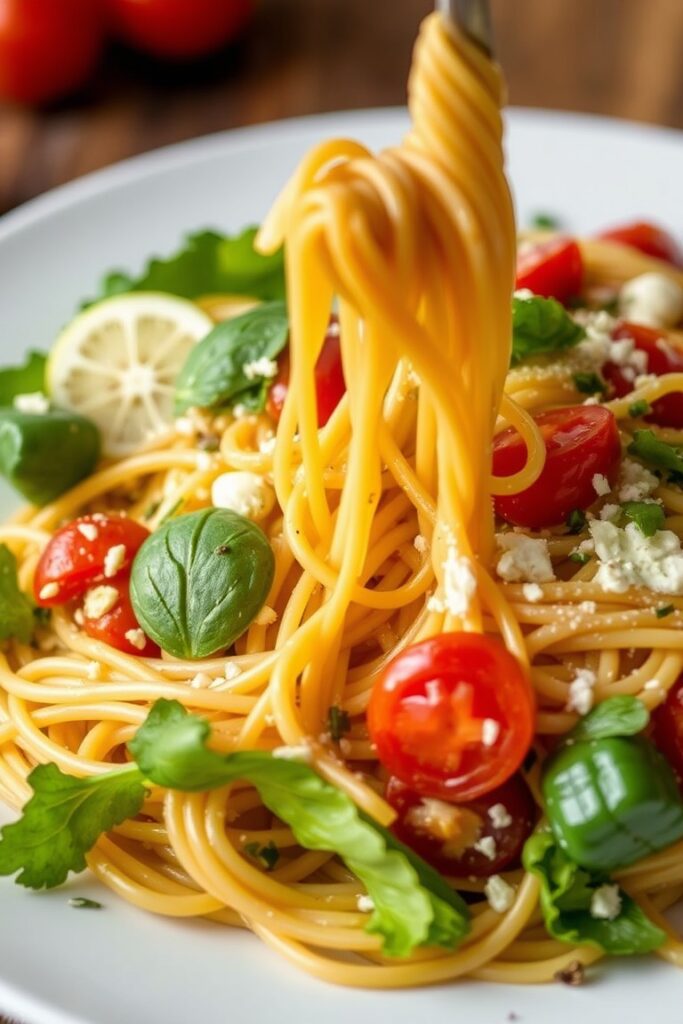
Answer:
[0,0,104,105]
[34,514,150,606]
[266,318,346,428]
[597,221,683,269]
[516,237,583,304]
[368,633,535,802]
[603,322,683,429]
[652,677,683,782]
[386,774,536,877]
[493,406,621,529]
[82,576,159,657]
[105,0,253,60]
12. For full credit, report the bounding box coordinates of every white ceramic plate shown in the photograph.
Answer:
[0,108,682,1024]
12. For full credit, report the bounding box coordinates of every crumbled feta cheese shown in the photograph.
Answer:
[405,798,463,837]
[644,678,663,691]
[77,523,99,542]
[427,544,477,617]
[190,672,213,689]
[254,605,278,627]
[211,471,275,521]
[224,662,242,681]
[356,895,374,913]
[589,520,683,594]
[521,582,543,603]
[83,585,119,620]
[496,535,555,583]
[473,836,497,861]
[481,719,500,747]
[567,667,597,715]
[619,273,683,329]
[488,803,512,829]
[571,310,616,368]
[635,373,658,389]
[592,473,611,497]
[272,744,312,762]
[124,628,147,651]
[103,543,126,578]
[13,392,49,414]
[608,337,648,374]
[39,581,59,601]
[617,458,659,502]
[414,534,428,554]
[599,503,620,522]
[590,883,622,921]
[243,356,278,381]
[484,874,516,913]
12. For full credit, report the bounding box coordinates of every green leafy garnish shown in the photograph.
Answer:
[0,763,145,889]
[529,213,561,230]
[0,544,35,644]
[328,705,351,742]
[69,897,103,909]
[244,841,280,871]
[88,228,285,306]
[568,696,649,743]
[565,508,587,534]
[620,501,665,537]
[511,295,585,367]
[656,604,675,619]
[628,400,652,418]
[0,409,100,506]
[569,551,591,565]
[129,700,470,956]
[573,372,606,396]
[0,352,47,406]
[130,509,274,659]
[174,301,288,414]
[627,430,683,476]
[523,832,666,955]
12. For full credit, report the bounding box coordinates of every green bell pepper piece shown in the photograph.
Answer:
[542,735,683,872]
[0,408,100,507]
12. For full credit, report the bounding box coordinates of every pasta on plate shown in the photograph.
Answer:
[2,10,683,990]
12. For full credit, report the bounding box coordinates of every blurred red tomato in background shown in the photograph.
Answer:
[0,0,104,104]
[105,0,254,60]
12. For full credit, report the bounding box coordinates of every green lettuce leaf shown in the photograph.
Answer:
[0,544,36,644]
[511,295,585,367]
[523,832,666,955]
[87,228,285,306]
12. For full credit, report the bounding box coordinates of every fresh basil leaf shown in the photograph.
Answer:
[566,508,587,534]
[628,400,651,418]
[628,430,683,476]
[568,696,649,743]
[174,301,288,414]
[620,501,665,537]
[0,352,47,405]
[0,409,100,506]
[523,832,665,955]
[129,699,470,957]
[0,762,145,889]
[87,228,285,306]
[511,295,585,367]
[0,544,34,644]
[130,509,274,659]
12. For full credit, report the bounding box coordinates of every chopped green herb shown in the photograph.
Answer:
[511,295,585,367]
[569,551,591,565]
[69,897,103,909]
[628,430,683,476]
[328,705,351,742]
[530,213,561,231]
[656,604,675,619]
[573,372,606,396]
[245,840,280,871]
[621,501,665,537]
[628,400,652,418]
[142,500,161,522]
[566,508,587,534]
[33,606,52,627]
[0,545,35,644]
[0,351,47,406]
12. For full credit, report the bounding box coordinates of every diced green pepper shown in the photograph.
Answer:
[0,408,100,506]
[542,735,683,872]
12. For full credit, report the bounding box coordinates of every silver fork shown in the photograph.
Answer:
[437,0,494,55]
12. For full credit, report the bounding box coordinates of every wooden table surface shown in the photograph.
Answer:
[1,0,682,217]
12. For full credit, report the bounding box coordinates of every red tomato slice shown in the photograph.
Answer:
[603,322,683,429]
[493,406,621,529]
[82,576,159,658]
[597,221,683,269]
[386,774,536,877]
[652,676,683,782]
[105,0,253,60]
[516,237,583,304]
[367,633,535,802]
[34,514,150,606]
[266,318,345,427]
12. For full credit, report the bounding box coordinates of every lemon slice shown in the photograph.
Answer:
[47,293,214,457]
